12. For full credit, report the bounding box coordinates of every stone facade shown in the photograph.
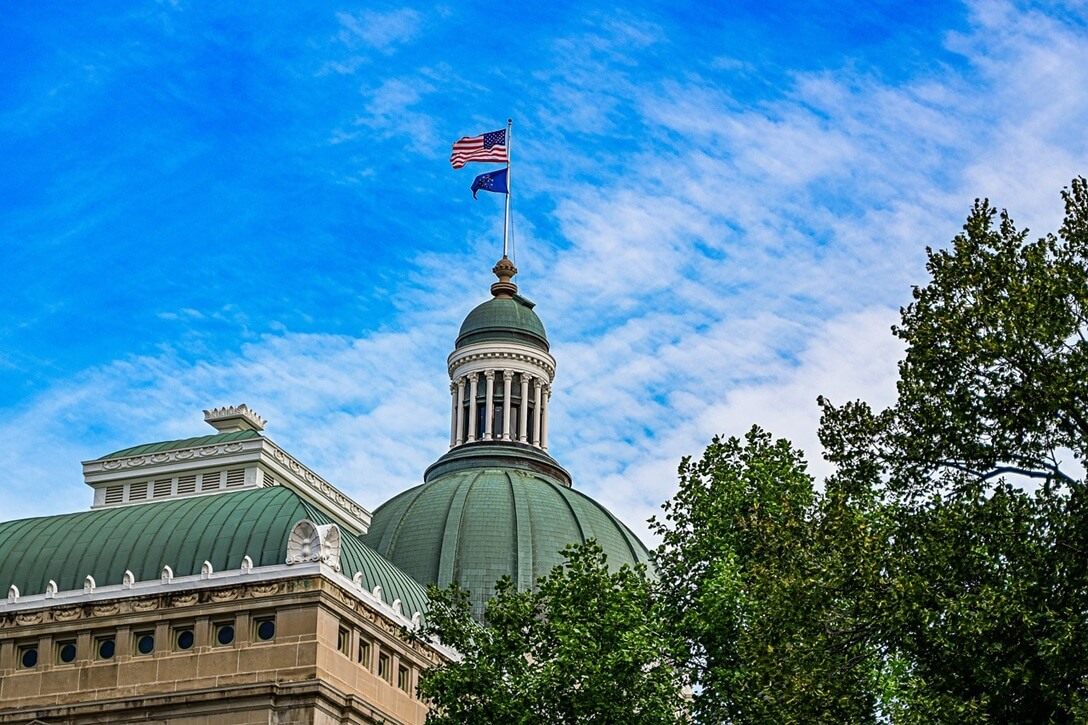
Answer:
[0,569,439,724]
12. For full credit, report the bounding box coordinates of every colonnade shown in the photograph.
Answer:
[449,370,550,450]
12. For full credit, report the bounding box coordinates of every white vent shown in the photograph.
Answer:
[153,478,172,498]
[129,481,148,501]
[262,470,278,487]
[225,469,245,488]
[104,486,124,505]
[177,474,197,495]
[201,472,221,491]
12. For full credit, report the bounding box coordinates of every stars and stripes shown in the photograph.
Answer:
[450,129,508,168]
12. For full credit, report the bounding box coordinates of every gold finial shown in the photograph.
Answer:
[491,256,518,298]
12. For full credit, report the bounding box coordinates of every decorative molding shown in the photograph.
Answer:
[98,442,248,471]
[7,585,18,603]
[265,443,370,532]
[203,403,266,432]
[84,435,371,536]
[448,341,557,380]
[286,520,342,571]
[0,562,437,658]
[84,576,96,593]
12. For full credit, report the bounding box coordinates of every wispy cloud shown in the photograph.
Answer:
[2,1,1087,554]
[336,9,422,54]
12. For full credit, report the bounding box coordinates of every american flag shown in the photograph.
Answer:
[450,129,508,169]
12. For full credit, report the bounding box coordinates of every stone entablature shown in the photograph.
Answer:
[83,435,371,535]
[0,565,447,724]
[0,562,422,631]
[448,341,556,381]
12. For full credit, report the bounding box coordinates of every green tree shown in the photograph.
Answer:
[819,178,1088,722]
[651,427,882,723]
[415,541,685,725]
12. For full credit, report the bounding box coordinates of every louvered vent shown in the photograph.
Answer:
[153,479,172,498]
[104,486,124,505]
[262,471,278,487]
[129,481,148,501]
[177,474,197,495]
[225,469,245,488]
[201,472,221,491]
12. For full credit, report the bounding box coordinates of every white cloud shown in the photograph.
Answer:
[4,1,1087,564]
[336,9,422,53]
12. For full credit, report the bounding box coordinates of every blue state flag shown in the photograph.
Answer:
[471,168,509,199]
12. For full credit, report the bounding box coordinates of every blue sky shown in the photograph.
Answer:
[2,1,1086,544]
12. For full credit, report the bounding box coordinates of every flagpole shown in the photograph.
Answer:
[503,118,512,259]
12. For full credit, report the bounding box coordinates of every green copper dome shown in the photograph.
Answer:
[360,465,652,618]
[456,295,549,351]
[0,486,428,617]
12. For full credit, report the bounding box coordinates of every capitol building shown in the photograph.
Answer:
[0,258,651,724]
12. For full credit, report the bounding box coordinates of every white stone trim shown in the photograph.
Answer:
[448,342,556,382]
[286,520,342,571]
[82,436,371,535]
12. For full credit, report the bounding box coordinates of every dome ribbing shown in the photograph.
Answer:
[360,467,652,618]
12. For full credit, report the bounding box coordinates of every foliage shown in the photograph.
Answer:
[415,541,685,725]
[818,178,1088,722]
[651,427,882,723]
[415,179,1088,724]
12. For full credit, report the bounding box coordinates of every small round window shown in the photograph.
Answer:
[20,647,38,668]
[97,638,115,660]
[176,629,195,650]
[256,619,276,641]
[136,634,155,655]
[58,643,77,663]
[215,624,235,646]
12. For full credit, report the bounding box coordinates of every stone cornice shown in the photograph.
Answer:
[260,441,371,535]
[81,437,370,535]
[85,438,262,476]
[448,342,557,379]
[0,562,441,655]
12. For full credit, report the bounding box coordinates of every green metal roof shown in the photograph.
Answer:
[97,429,263,460]
[0,486,428,617]
[456,296,549,352]
[361,467,652,619]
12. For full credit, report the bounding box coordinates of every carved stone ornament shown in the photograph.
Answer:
[7,585,18,603]
[54,607,81,621]
[285,519,342,572]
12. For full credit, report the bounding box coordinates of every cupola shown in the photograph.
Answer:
[444,258,558,459]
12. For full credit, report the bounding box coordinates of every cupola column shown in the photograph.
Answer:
[467,373,479,442]
[502,371,514,441]
[532,379,543,447]
[518,375,530,443]
[541,384,551,451]
[450,382,458,448]
[455,377,466,445]
[484,370,496,440]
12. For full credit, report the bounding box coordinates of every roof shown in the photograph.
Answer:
[361,466,652,619]
[96,429,263,460]
[0,486,428,617]
[456,296,549,352]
